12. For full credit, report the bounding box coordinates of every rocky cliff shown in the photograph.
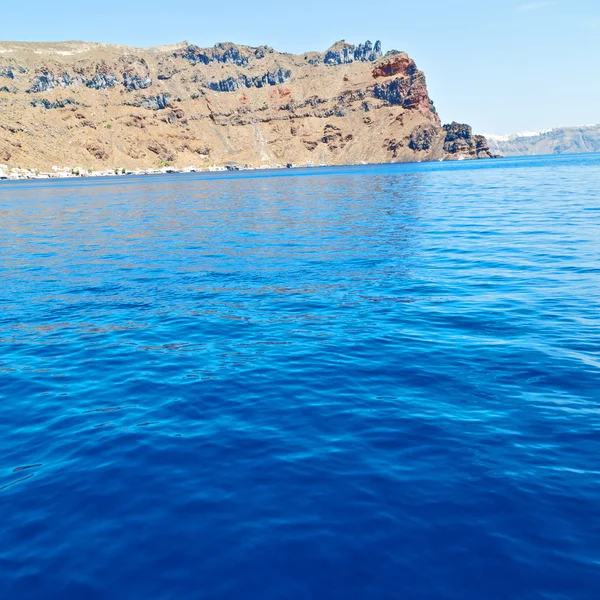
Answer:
[0,39,495,170]
[486,125,600,157]
[443,122,498,160]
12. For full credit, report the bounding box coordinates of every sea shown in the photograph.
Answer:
[1,154,599,599]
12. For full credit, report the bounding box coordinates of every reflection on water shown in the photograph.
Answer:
[1,156,600,599]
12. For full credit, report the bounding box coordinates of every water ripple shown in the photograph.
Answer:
[1,155,599,598]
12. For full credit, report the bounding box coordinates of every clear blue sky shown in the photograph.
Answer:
[2,0,598,133]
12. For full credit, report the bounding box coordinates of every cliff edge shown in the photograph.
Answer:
[0,40,495,170]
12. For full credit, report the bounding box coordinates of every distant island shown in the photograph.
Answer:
[486,125,600,157]
[0,39,497,179]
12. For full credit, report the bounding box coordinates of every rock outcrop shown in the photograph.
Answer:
[85,71,118,90]
[0,39,495,170]
[0,66,16,79]
[1,65,26,79]
[27,72,72,93]
[443,122,499,159]
[207,69,291,92]
[126,94,171,110]
[123,73,152,91]
[31,98,81,110]
[173,42,271,67]
[323,40,382,65]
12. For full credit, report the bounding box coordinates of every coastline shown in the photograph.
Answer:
[0,162,315,181]
[0,153,492,182]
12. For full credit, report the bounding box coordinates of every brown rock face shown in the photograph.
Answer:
[0,40,495,170]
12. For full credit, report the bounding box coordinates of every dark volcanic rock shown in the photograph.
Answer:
[27,72,56,93]
[324,40,382,65]
[174,45,210,65]
[0,67,15,79]
[254,46,273,59]
[208,68,291,92]
[443,122,496,159]
[384,137,403,158]
[321,124,353,149]
[409,124,437,151]
[0,65,26,80]
[372,72,437,115]
[27,71,74,93]
[31,98,80,110]
[123,73,152,91]
[59,73,74,87]
[86,72,118,90]
[175,42,257,67]
[208,77,242,93]
[28,70,96,93]
[354,40,382,62]
[209,43,249,66]
[86,143,108,160]
[27,71,76,94]
[147,141,174,161]
[162,108,186,124]
[126,94,171,110]
[372,79,404,105]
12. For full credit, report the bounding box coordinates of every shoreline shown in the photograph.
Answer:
[0,163,309,181]
[0,154,493,182]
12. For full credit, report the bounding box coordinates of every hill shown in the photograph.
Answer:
[0,39,496,172]
[486,125,600,157]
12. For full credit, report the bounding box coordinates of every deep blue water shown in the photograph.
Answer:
[1,154,599,599]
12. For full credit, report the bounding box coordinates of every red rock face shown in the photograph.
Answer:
[372,55,416,79]
[371,65,440,125]
[371,54,439,122]
[405,76,432,110]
